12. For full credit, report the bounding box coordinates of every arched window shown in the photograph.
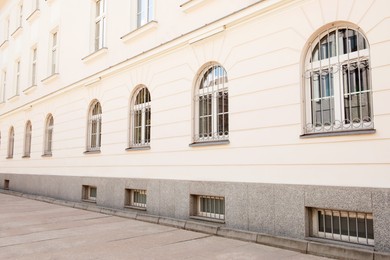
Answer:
[303,25,373,134]
[87,101,102,152]
[129,86,151,148]
[44,114,54,156]
[193,63,228,143]
[23,121,32,158]
[7,127,14,159]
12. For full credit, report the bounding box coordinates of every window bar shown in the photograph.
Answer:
[346,27,353,125]
[330,210,334,239]
[322,209,326,238]
[338,210,342,241]
[347,211,351,242]
[365,213,368,244]
[309,41,314,131]
[356,211,359,244]
[317,34,324,128]
[211,66,216,139]
[356,31,363,125]
[326,30,334,127]
[336,28,343,126]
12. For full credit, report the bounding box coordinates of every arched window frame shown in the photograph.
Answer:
[43,114,54,156]
[23,121,32,158]
[7,127,14,159]
[302,24,373,135]
[128,85,151,149]
[86,100,102,152]
[192,63,229,144]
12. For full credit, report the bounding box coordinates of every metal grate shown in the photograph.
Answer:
[312,208,374,246]
[196,195,225,221]
[128,189,147,208]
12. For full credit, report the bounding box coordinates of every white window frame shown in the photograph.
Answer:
[87,101,102,152]
[15,60,21,96]
[50,30,58,75]
[23,121,32,158]
[18,2,23,27]
[32,0,39,11]
[303,25,373,134]
[43,114,54,156]
[136,0,154,28]
[30,47,37,86]
[310,208,374,246]
[129,86,151,148]
[7,127,14,158]
[94,0,106,51]
[193,64,229,143]
[0,70,6,102]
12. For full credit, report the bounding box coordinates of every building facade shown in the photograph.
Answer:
[0,0,389,253]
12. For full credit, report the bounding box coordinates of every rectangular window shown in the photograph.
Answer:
[15,61,21,95]
[137,0,153,27]
[32,0,39,11]
[4,179,10,190]
[50,31,58,75]
[31,47,37,86]
[82,185,97,202]
[191,195,225,221]
[125,189,147,209]
[94,0,106,51]
[18,3,23,27]
[0,71,6,102]
[310,208,374,246]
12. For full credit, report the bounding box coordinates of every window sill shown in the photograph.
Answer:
[189,216,225,224]
[0,39,9,50]
[26,9,40,22]
[124,205,147,211]
[180,0,208,12]
[84,150,101,154]
[189,140,230,147]
[305,237,374,250]
[300,129,376,138]
[82,47,108,63]
[41,73,59,84]
[23,85,37,95]
[11,26,23,38]
[125,146,151,151]
[41,153,52,157]
[5,157,13,159]
[8,94,20,102]
[121,21,158,43]
[82,199,96,204]
[22,155,30,159]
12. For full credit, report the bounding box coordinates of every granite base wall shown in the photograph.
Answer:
[0,173,388,252]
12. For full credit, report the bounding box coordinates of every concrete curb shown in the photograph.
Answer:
[1,189,385,260]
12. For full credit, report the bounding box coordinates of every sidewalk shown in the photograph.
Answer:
[0,193,327,259]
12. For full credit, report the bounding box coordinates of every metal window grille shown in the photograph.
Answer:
[8,127,14,158]
[44,115,54,155]
[126,189,147,208]
[195,65,228,142]
[51,32,57,75]
[95,0,106,51]
[24,122,32,157]
[196,195,225,220]
[304,27,373,133]
[137,0,153,27]
[130,87,151,147]
[312,208,374,246]
[88,102,102,151]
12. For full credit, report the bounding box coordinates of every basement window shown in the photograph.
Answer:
[310,208,374,246]
[4,179,9,190]
[125,189,147,210]
[82,185,97,202]
[191,195,225,222]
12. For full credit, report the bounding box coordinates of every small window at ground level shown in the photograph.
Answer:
[125,189,147,209]
[310,208,374,246]
[191,195,225,221]
[82,185,97,202]
[4,179,9,190]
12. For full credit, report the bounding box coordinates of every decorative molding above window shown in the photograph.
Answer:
[180,0,208,12]
[0,40,9,50]
[23,85,37,95]
[26,9,40,22]
[41,73,59,84]
[11,26,23,38]
[82,47,108,63]
[121,21,158,43]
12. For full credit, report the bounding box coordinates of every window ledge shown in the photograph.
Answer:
[189,216,225,224]
[23,85,37,95]
[0,39,9,50]
[8,94,20,102]
[180,0,208,12]
[189,140,230,147]
[124,205,147,211]
[22,155,30,159]
[82,47,108,63]
[121,21,158,43]
[125,145,151,151]
[41,73,59,84]
[82,199,96,203]
[84,150,101,154]
[11,26,23,38]
[41,153,52,157]
[300,129,376,138]
[26,9,40,22]
[5,157,13,159]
